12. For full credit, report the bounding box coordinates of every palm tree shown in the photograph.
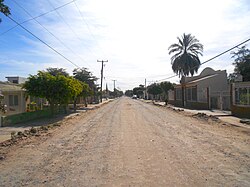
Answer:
[168,33,203,77]
[0,0,10,23]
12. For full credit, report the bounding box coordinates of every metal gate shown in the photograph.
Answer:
[210,91,231,110]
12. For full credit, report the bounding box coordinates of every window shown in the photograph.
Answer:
[187,88,191,101]
[235,87,250,105]
[186,86,197,101]
[175,88,182,100]
[192,87,197,101]
[9,95,18,106]
[12,80,18,84]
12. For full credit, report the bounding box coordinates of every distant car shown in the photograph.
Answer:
[132,95,137,99]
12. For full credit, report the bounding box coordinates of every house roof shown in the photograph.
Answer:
[174,74,219,88]
[187,74,218,84]
[0,81,24,92]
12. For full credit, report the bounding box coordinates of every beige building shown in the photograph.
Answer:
[169,67,230,110]
[0,81,26,116]
[231,81,250,118]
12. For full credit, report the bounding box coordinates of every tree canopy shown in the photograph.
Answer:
[23,71,83,114]
[0,0,10,23]
[230,45,250,82]
[46,67,69,77]
[133,85,145,98]
[125,90,133,97]
[168,33,203,77]
[147,83,163,97]
[73,68,98,90]
[160,81,174,94]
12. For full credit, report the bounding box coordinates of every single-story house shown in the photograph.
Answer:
[0,81,26,116]
[168,67,230,110]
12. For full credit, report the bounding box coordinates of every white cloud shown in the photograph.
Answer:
[1,0,250,90]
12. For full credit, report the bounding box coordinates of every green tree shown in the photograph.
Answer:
[160,81,175,103]
[125,90,133,97]
[80,82,92,107]
[147,83,163,99]
[133,85,145,98]
[67,77,83,112]
[160,81,174,95]
[23,71,82,115]
[46,67,69,77]
[73,68,98,105]
[73,68,98,88]
[168,33,203,77]
[230,45,250,81]
[0,0,10,23]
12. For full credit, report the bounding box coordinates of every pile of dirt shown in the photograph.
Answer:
[0,122,61,148]
[240,119,250,125]
[192,112,220,122]
[172,108,184,112]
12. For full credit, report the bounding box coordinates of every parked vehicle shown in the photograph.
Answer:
[132,95,137,99]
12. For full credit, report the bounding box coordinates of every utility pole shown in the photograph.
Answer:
[97,60,108,103]
[112,79,116,97]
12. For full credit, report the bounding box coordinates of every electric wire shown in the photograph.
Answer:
[0,0,76,36]
[12,0,93,70]
[73,0,108,58]
[7,15,81,69]
[155,37,250,82]
[46,0,98,59]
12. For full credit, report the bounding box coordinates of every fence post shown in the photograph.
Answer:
[0,116,2,127]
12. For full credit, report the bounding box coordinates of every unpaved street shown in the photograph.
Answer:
[0,97,250,186]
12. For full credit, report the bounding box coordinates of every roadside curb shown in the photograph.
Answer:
[141,99,250,129]
[0,99,114,145]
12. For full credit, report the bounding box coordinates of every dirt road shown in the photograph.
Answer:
[0,97,250,186]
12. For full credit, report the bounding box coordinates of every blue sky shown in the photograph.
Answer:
[0,0,250,91]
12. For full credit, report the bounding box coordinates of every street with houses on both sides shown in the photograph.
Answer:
[0,97,249,186]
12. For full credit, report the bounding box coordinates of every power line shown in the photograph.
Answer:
[156,37,250,82]
[7,15,81,69]
[0,0,76,36]
[12,0,92,69]
[200,38,250,65]
[73,0,108,58]
[46,0,99,59]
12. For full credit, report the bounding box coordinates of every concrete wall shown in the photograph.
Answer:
[231,82,250,118]
[2,91,26,116]
[231,105,250,118]
[196,71,228,92]
[186,101,209,110]
[168,100,183,107]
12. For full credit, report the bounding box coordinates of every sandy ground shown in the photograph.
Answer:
[0,97,249,186]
